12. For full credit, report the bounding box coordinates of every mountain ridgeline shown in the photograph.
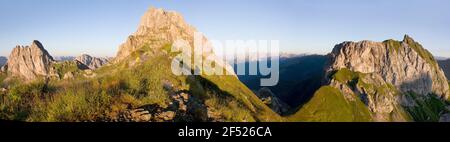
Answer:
[1,6,449,122]
[238,35,450,122]
[288,35,450,122]
[1,40,57,80]
[0,7,280,122]
[237,55,328,115]
[74,54,109,70]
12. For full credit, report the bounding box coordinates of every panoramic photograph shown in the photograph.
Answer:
[1,0,450,139]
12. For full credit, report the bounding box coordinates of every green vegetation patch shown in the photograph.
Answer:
[404,92,447,122]
[0,72,7,84]
[331,68,359,84]
[0,43,281,122]
[52,61,81,78]
[288,86,372,122]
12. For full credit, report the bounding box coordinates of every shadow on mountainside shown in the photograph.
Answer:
[398,73,449,122]
[399,73,433,97]
[137,74,265,122]
[238,55,328,115]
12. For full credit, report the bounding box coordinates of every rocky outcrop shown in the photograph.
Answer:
[116,91,207,122]
[3,40,56,80]
[74,54,109,70]
[114,8,194,62]
[54,56,75,61]
[114,7,234,75]
[327,35,449,99]
[328,70,410,121]
[320,35,450,121]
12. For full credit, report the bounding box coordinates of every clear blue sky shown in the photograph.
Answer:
[1,0,449,57]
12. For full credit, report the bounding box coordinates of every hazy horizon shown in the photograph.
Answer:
[1,0,450,57]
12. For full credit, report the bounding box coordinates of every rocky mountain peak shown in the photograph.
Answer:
[32,40,44,49]
[292,35,450,122]
[327,35,449,99]
[114,7,197,62]
[74,54,109,70]
[114,7,234,75]
[135,7,194,36]
[322,36,450,121]
[4,40,55,80]
[403,34,415,43]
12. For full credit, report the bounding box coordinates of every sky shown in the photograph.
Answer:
[0,0,450,57]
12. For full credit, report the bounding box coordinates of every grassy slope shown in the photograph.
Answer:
[287,86,372,122]
[288,37,446,122]
[0,44,281,122]
[289,68,413,122]
[293,67,447,122]
[333,69,413,121]
[404,92,448,122]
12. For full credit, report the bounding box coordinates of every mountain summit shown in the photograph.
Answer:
[291,35,450,122]
[328,35,449,98]
[115,8,194,61]
[3,40,55,80]
[74,54,109,70]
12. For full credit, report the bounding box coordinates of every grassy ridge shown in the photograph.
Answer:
[0,44,281,122]
[288,86,372,122]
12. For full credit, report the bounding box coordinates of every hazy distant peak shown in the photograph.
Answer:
[75,54,109,70]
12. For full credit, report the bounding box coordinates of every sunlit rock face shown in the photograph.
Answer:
[114,7,234,75]
[327,35,449,99]
[319,35,450,122]
[4,40,56,80]
[75,54,109,70]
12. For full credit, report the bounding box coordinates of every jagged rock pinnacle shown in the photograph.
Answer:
[113,7,235,76]
[74,54,109,70]
[4,40,55,80]
[328,36,449,98]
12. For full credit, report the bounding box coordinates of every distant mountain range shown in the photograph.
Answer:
[435,56,448,60]
[53,56,75,61]
[237,54,327,114]
[1,7,449,122]
[231,53,306,64]
[0,56,6,67]
[438,59,450,80]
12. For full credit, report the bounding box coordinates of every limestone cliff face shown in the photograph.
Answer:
[327,35,449,99]
[4,40,56,80]
[115,8,192,61]
[114,7,234,75]
[75,54,109,70]
[328,70,410,121]
[322,35,450,121]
